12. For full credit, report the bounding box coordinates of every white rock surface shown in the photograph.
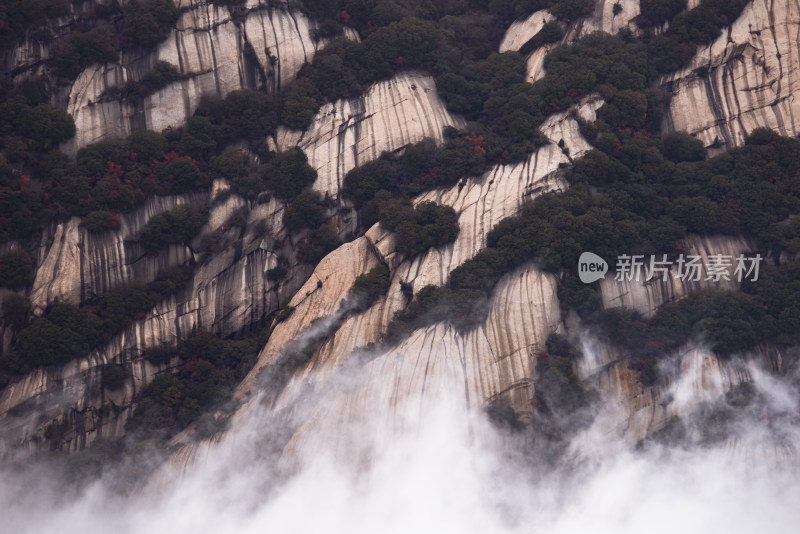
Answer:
[0,345,174,456]
[2,0,103,73]
[64,1,321,151]
[249,95,601,378]
[278,263,561,463]
[499,9,556,53]
[0,198,314,453]
[517,0,641,83]
[0,68,472,453]
[664,0,800,148]
[272,71,466,199]
[6,0,796,464]
[577,0,641,35]
[578,338,764,446]
[30,192,208,314]
[220,97,603,463]
[599,234,760,316]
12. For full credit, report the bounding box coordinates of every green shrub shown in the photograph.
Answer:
[50,25,118,80]
[127,130,167,163]
[0,250,34,290]
[548,0,594,21]
[263,148,317,200]
[121,0,179,50]
[637,0,687,27]
[139,204,208,255]
[297,227,341,264]
[266,264,288,282]
[154,155,208,191]
[102,364,130,391]
[597,90,649,130]
[518,21,563,56]
[379,200,460,257]
[350,264,391,311]
[0,96,76,150]
[0,0,70,52]
[15,302,106,368]
[647,0,750,75]
[279,78,323,130]
[125,328,261,440]
[210,147,250,179]
[1,293,31,332]
[662,131,707,162]
[385,284,489,338]
[343,159,392,209]
[342,139,445,218]
[82,210,121,233]
[7,267,190,376]
[199,89,278,144]
[179,117,217,162]
[284,190,324,233]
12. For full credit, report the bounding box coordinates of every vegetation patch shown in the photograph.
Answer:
[102,364,131,391]
[0,250,35,290]
[102,62,187,104]
[0,267,192,378]
[120,0,179,50]
[139,204,208,255]
[349,264,391,312]
[378,200,460,257]
[126,328,263,441]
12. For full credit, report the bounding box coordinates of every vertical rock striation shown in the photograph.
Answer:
[664,0,800,148]
[30,192,208,314]
[63,1,323,152]
[272,72,467,199]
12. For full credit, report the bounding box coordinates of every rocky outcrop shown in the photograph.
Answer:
[5,0,796,467]
[577,0,641,35]
[0,344,175,457]
[30,192,207,314]
[590,233,768,443]
[216,96,603,463]
[578,338,774,447]
[63,1,323,152]
[0,192,314,453]
[499,9,556,53]
[664,0,800,149]
[0,68,469,454]
[272,71,466,199]
[220,84,786,467]
[503,0,641,83]
[498,8,557,84]
[275,263,561,464]
[599,234,760,316]
[2,0,109,73]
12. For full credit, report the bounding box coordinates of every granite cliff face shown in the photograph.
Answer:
[271,71,466,198]
[233,96,601,419]
[502,0,642,84]
[598,234,759,316]
[510,0,800,154]
[30,192,207,314]
[0,70,463,453]
[1,0,797,461]
[664,0,800,149]
[58,0,324,153]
